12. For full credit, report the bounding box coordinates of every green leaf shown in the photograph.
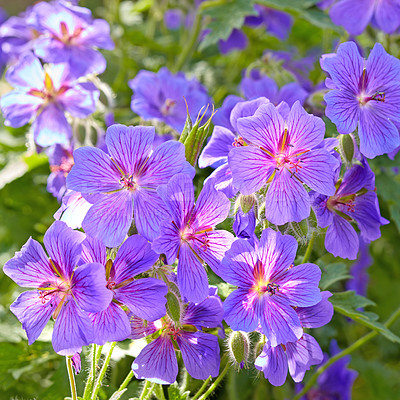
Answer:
[199,0,257,50]
[375,172,400,232]
[330,291,400,344]
[167,382,190,400]
[319,262,351,290]
[256,0,343,32]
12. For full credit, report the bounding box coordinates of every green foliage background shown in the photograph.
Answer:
[0,0,400,399]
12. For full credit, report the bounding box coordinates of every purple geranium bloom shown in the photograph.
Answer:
[212,95,243,131]
[233,207,257,242]
[46,144,74,201]
[3,221,112,355]
[31,1,114,75]
[329,0,400,35]
[67,124,193,247]
[199,97,270,198]
[310,158,389,260]
[297,340,358,399]
[152,173,234,303]
[255,291,333,386]
[346,237,372,296]
[54,190,92,229]
[132,287,223,384]
[240,70,309,107]
[80,235,167,345]
[229,101,338,225]
[218,28,248,55]
[219,228,322,346]
[321,41,400,158]
[129,67,211,133]
[164,9,184,30]
[0,53,99,147]
[245,5,293,40]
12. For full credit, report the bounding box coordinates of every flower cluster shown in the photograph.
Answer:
[2,1,398,399]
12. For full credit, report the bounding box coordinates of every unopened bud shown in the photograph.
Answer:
[240,194,257,214]
[254,337,266,359]
[228,331,250,369]
[166,290,182,326]
[340,134,354,164]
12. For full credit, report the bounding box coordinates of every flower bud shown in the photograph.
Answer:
[254,337,266,359]
[340,134,354,164]
[240,194,257,214]
[166,290,182,326]
[228,331,250,369]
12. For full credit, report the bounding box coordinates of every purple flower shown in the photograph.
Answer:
[229,101,338,225]
[3,221,113,355]
[80,235,167,345]
[152,173,234,303]
[164,9,184,30]
[46,144,74,201]
[67,124,193,247]
[346,237,372,296]
[54,190,92,229]
[31,1,114,75]
[255,292,333,386]
[321,41,400,158]
[297,340,358,399]
[219,228,322,346]
[245,6,293,40]
[310,158,389,260]
[329,0,400,35]
[199,97,270,199]
[71,352,81,374]
[132,288,223,384]
[0,53,99,147]
[129,67,211,133]
[218,29,248,55]
[240,70,309,107]
[233,207,257,241]
[212,95,243,131]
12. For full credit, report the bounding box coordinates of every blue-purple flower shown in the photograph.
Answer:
[229,101,338,225]
[219,228,322,346]
[152,173,234,303]
[132,287,223,384]
[80,235,167,345]
[129,67,211,132]
[311,157,389,260]
[0,53,99,147]
[67,124,193,247]
[3,221,113,355]
[329,0,400,35]
[321,41,400,158]
[255,292,333,386]
[47,144,74,201]
[31,1,114,75]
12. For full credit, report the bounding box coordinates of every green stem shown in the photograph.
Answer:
[199,362,230,400]
[303,231,316,263]
[139,380,154,400]
[154,384,166,400]
[66,356,78,400]
[91,342,117,400]
[174,12,202,72]
[192,376,212,400]
[83,344,98,399]
[109,370,134,399]
[293,304,400,400]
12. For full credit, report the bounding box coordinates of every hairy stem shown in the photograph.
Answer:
[83,344,98,399]
[91,342,117,400]
[199,361,230,400]
[302,230,316,263]
[293,304,400,400]
[66,356,78,400]
[139,380,154,400]
[192,376,212,400]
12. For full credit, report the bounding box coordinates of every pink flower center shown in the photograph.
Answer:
[232,136,245,147]
[120,174,137,191]
[161,98,177,116]
[57,21,84,45]
[50,155,74,176]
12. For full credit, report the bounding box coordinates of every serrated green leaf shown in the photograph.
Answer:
[199,0,257,50]
[319,262,351,290]
[330,291,400,344]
